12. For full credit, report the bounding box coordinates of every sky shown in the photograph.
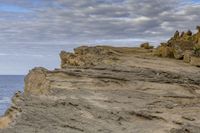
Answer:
[0,0,200,74]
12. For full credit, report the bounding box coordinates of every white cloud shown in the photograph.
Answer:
[0,0,200,74]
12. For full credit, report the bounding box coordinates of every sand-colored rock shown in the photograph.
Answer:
[60,46,150,68]
[154,45,173,58]
[0,116,11,129]
[0,92,22,129]
[190,56,200,66]
[140,42,154,49]
[155,26,200,66]
[161,46,174,57]
[1,46,200,133]
[60,46,121,68]
[172,41,194,59]
[24,67,50,95]
[183,50,193,63]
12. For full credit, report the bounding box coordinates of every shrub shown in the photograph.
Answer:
[193,45,200,57]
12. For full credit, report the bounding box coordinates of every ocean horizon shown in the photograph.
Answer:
[0,75,24,116]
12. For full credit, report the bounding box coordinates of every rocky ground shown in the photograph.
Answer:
[0,46,200,133]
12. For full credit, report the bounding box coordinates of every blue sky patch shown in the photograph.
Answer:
[0,4,31,13]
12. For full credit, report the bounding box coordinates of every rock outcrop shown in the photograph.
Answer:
[183,50,193,63]
[60,46,121,68]
[190,56,200,66]
[0,91,22,129]
[154,43,174,58]
[1,46,200,133]
[155,26,200,67]
[140,42,154,49]
[24,67,50,95]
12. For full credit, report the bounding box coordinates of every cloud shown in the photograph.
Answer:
[0,0,199,44]
[0,0,200,74]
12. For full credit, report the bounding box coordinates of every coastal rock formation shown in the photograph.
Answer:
[1,46,200,133]
[154,44,174,58]
[155,26,200,67]
[60,46,121,68]
[24,67,50,95]
[190,56,200,66]
[183,50,193,63]
[0,91,22,129]
[172,40,194,59]
[140,42,154,49]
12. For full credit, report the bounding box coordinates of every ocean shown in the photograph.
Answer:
[0,75,24,116]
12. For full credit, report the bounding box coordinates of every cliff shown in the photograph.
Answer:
[0,46,200,133]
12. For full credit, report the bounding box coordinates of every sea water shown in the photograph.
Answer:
[0,75,24,116]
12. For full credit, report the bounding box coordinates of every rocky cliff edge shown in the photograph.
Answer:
[0,46,200,133]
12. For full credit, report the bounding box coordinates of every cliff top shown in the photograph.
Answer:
[0,45,200,133]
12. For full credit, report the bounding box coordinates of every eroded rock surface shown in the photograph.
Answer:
[60,46,122,68]
[155,26,200,65]
[0,46,200,133]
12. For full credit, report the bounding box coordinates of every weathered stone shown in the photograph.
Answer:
[172,43,184,59]
[196,26,200,32]
[172,41,194,59]
[180,32,185,37]
[155,26,200,64]
[60,46,122,68]
[161,46,174,57]
[183,50,193,63]
[190,56,200,66]
[60,51,86,68]
[24,67,50,95]
[174,31,180,39]
[186,30,192,36]
[1,46,200,132]
[140,43,154,49]
[153,45,173,58]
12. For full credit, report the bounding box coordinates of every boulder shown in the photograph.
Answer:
[154,46,173,58]
[183,50,193,63]
[140,43,154,49]
[60,51,85,68]
[172,41,194,59]
[190,56,200,66]
[24,67,50,95]
[161,46,174,58]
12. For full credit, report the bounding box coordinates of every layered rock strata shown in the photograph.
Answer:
[0,46,200,133]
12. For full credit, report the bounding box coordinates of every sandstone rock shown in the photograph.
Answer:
[180,32,185,38]
[196,26,200,32]
[0,91,22,129]
[1,46,200,133]
[172,41,194,59]
[173,31,180,39]
[190,56,200,66]
[186,30,192,36]
[155,26,200,63]
[161,46,174,58]
[60,51,86,68]
[60,46,121,68]
[140,43,154,49]
[24,67,50,95]
[183,50,193,63]
[154,45,174,58]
